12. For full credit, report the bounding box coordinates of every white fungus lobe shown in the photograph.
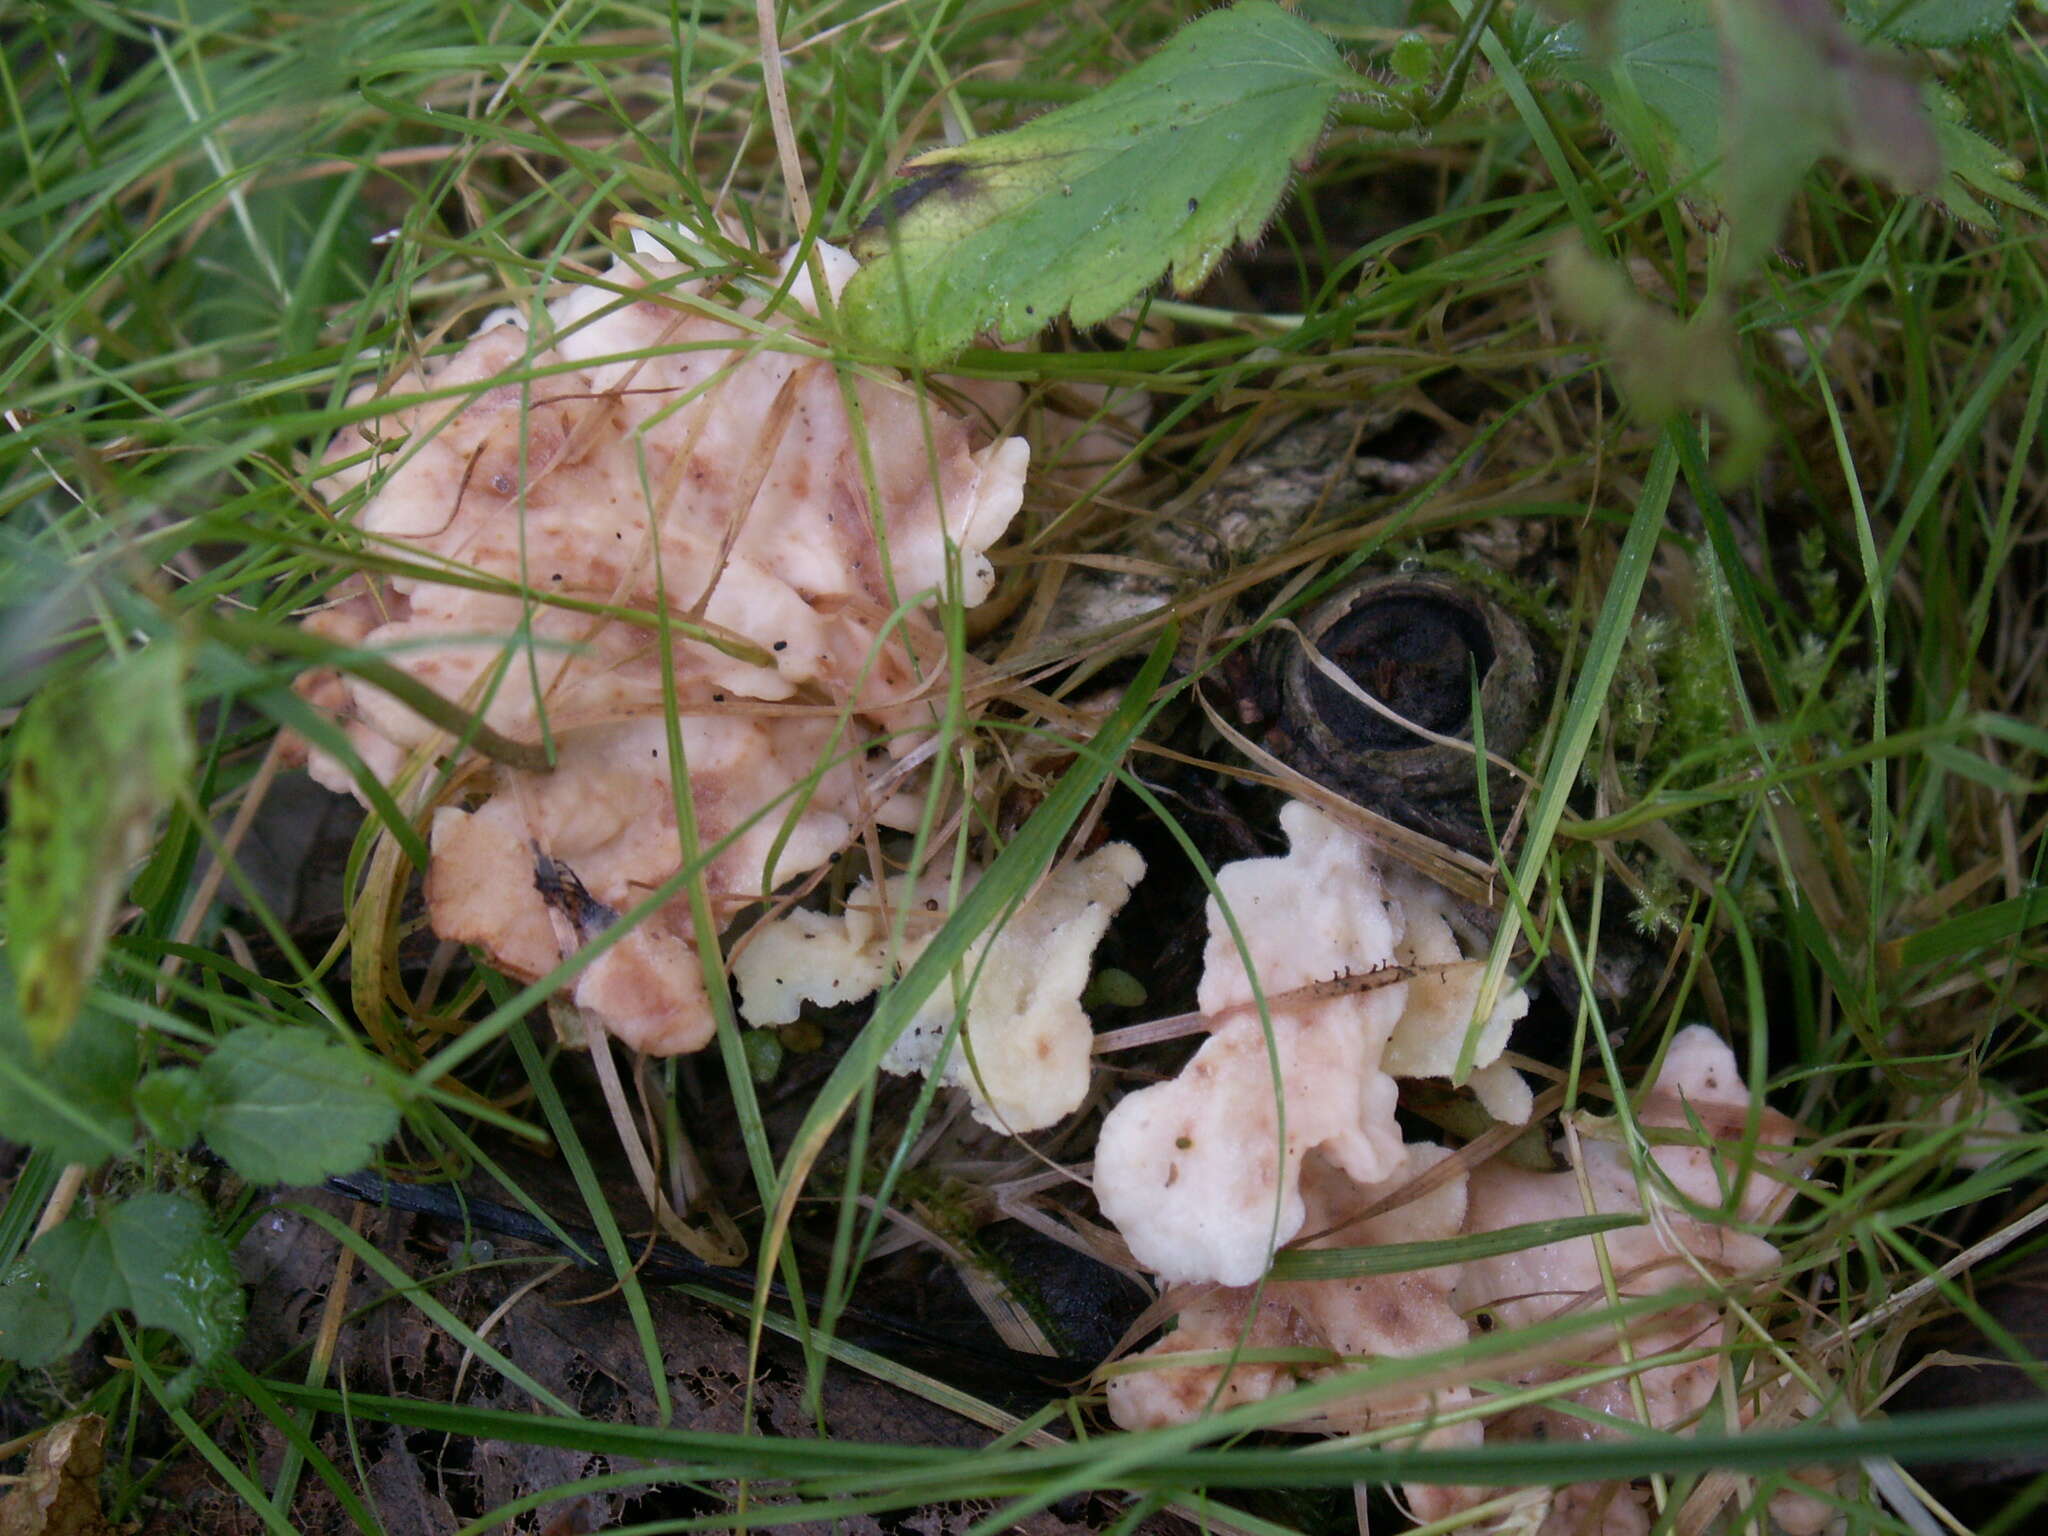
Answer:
[1093,800,1529,1286]
[734,842,1145,1132]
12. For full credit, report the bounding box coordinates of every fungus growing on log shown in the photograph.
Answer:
[294,234,1027,1054]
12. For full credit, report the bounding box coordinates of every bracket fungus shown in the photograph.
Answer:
[1093,799,1530,1287]
[295,233,1027,1054]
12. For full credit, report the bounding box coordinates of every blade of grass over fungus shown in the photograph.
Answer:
[746,626,1179,1393]
[952,1280,1716,1531]
[799,348,994,1370]
[1268,1212,1646,1282]
[1460,434,1678,1079]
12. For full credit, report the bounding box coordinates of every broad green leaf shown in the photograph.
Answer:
[0,1198,243,1371]
[1849,0,2015,46]
[1552,0,1721,174]
[103,1194,244,1368]
[842,1,1348,361]
[198,1026,398,1183]
[6,641,193,1058]
[40,1219,125,1355]
[0,951,137,1166]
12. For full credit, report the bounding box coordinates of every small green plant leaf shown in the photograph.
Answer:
[0,951,137,1166]
[197,1026,398,1183]
[741,1028,784,1086]
[0,1194,241,1372]
[842,0,1348,361]
[6,641,193,1059]
[103,1194,245,1368]
[1082,966,1148,1010]
[1549,240,1766,484]
[1848,0,2015,47]
[1390,33,1436,84]
[1926,86,2048,226]
[135,1067,216,1151]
